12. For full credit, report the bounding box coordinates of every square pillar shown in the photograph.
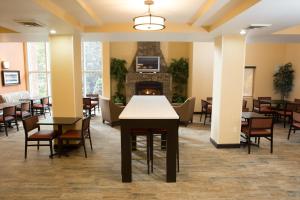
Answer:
[210,35,246,147]
[50,34,82,119]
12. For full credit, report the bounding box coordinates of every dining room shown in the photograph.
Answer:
[1,0,300,199]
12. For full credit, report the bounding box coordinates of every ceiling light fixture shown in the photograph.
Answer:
[133,0,166,31]
[49,29,56,34]
[240,29,247,35]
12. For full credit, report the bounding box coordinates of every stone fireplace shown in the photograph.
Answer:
[125,42,172,102]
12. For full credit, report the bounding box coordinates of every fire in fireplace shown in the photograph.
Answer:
[135,81,163,95]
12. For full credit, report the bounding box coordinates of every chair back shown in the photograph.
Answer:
[293,112,300,123]
[206,97,212,101]
[250,118,273,130]
[22,116,39,137]
[3,106,16,117]
[83,97,92,107]
[82,116,91,131]
[285,102,297,112]
[86,94,99,98]
[258,97,271,101]
[201,100,209,111]
[21,102,30,112]
[41,97,49,105]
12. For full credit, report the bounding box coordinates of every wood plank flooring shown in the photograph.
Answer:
[0,114,300,200]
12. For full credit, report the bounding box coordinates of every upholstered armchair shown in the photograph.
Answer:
[172,97,196,126]
[100,97,125,126]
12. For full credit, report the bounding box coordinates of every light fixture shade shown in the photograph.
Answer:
[133,14,165,31]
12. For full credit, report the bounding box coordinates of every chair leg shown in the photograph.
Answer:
[258,138,260,147]
[58,137,63,158]
[15,119,19,131]
[177,138,179,172]
[88,129,93,150]
[247,135,251,154]
[49,140,53,159]
[150,134,153,173]
[204,113,207,125]
[37,141,40,150]
[24,141,28,159]
[270,136,273,154]
[4,122,8,136]
[146,135,150,174]
[82,137,87,158]
[288,126,292,140]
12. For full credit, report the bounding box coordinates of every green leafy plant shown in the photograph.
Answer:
[111,58,128,104]
[168,58,189,103]
[273,62,294,100]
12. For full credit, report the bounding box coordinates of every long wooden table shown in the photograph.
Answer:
[119,95,179,182]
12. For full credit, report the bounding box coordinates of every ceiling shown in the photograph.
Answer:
[0,0,299,42]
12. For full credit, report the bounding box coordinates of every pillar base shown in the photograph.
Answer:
[210,138,240,148]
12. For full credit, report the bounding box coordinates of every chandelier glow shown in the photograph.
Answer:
[133,0,166,31]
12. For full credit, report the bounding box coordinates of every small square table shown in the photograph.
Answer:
[37,117,81,155]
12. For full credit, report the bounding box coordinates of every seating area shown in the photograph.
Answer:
[1,0,300,199]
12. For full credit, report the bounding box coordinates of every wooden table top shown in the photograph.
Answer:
[119,95,179,120]
[37,117,81,125]
[242,112,271,119]
[0,103,19,110]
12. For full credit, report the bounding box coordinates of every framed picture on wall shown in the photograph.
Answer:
[1,70,20,86]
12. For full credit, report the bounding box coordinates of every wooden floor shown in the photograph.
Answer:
[1,114,300,200]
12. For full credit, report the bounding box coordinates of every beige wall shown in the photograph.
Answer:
[190,42,214,112]
[284,44,300,100]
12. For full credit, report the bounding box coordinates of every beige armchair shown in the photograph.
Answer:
[173,97,196,126]
[100,97,124,126]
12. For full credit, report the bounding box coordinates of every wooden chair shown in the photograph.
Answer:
[131,128,153,174]
[151,128,180,173]
[241,118,273,154]
[16,102,31,120]
[242,99,249,112]
[86,94,100,111]
[22,116,56,159]
[0,106,19,136]
[59,116,93,158]
[33,97,51,117]
[172,97,195,126]
[288,112,300,140]
[252,99,273,115]
[83,97,97,116]
[276,102,296,128]
[200,100,211,125]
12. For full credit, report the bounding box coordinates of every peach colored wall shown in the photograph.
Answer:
[245,43,286,99]
[0,42,27,93]
[284,44,300,100]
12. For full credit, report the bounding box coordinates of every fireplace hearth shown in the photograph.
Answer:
[136,81,163,95]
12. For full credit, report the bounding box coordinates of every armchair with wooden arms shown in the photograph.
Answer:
[172,97,195,126]
[100,97,124,126]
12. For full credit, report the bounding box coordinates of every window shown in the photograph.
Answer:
[82,41,103,96]
[27,42,51,97]
[243,66,255,97]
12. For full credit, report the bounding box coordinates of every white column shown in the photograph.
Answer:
[210,35,246,146]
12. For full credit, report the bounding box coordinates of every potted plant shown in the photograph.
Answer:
[273,62,294,100]
[168,58,189,103]
[110,58,128,104]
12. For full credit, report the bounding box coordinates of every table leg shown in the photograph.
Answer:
[121,124,132,182]
[166,121,178,182]
[30,100,34,116]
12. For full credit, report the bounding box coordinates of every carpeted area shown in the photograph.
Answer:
[0,114,300,200]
